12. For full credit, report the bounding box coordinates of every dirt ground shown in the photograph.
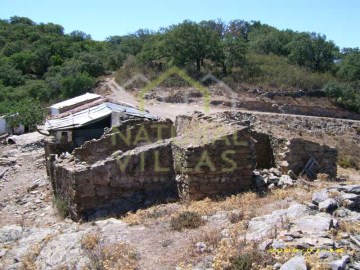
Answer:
[0,77,359,269]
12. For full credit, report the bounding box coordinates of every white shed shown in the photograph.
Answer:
[49,93,101,115]
[0,117,6,135]
[0,115,25,135]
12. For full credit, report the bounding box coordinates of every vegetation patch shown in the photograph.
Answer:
[170,211,204,231]
[53,196,69,219]
[81,232,139,270]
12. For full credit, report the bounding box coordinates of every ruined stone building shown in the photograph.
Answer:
[44,96,338,221]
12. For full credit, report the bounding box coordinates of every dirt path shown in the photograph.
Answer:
[102,77,360,123]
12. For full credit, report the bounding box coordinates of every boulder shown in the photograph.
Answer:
[0,225,23,243]
[312,189,329,205]
[278,175,294,187]
[280,256,307,270]
[337,185,360,195]
[286,204,308,219]
[290,214,334,234]
[329,258,346,270]
[319,198,338,212]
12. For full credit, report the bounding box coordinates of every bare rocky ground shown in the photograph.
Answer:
[0,132,359,270]
[0,79,359,269]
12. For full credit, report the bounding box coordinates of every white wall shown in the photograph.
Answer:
[0,118,6,134]
[0,117,25,135]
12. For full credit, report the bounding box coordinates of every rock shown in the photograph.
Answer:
[4,263,22,270]
[268,174,280,184]
[287,170,298,180]
[272,239,285,249]
[306,203,318,210]
[268,183,275,189]
[36,231,89,269]
[329,259,346,270]
[286,204,308,219]
[0,225,23,243]
[312,189,329,205]
[280,256,307,270]
[253,173,266,190]
[207,211,230,228]
[246,208,288,241]
[0,248,6,258]
[269,168,282,177]
[339,193,359,201]
[319,198,338,212]
[333,208,350,218]
[318,251,331,259]
[195,242,207,253]
[292,236,334,249]
[337,185,360,195]
[259,239,273,251]
[351,261,360,270]
[278,175,294,187]
[290,214,334,234]
[342,255,350,264]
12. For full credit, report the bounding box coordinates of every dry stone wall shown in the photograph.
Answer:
[172,128,256,200]
[73,119,174,163]
[52,140,176,220]
[278,138,338,179]
[46,110,341,221]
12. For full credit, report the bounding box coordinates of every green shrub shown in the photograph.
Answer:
[53,196,69,219]
[338,156,359,170]
[170,211,204,231]
[228,253,254,270]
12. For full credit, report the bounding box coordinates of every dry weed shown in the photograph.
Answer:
[189,227,222,255]
[339,220,360,234]
[317,173,330,181]
[21,244,41,270]
[305,253,331,270]
[81,232,138,270]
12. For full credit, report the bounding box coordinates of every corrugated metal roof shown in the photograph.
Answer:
[50,93,101,109]
[45,102,158,131]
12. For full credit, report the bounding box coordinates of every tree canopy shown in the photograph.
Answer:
[0,16,359,118]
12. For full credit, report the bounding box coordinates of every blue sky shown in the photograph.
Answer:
[0,0,359,49]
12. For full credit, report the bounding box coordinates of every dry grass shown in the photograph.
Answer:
[121,204,179,225]
[20,244,41,270]
[81,232,139,270]
[339,220,360,234]
[317,173,330,181]
[20,232,58,270]
[189,227,222,256]
[212,239,274,270]
[120,186,316,228]
[170,211,204,231]
[305,253,332,270]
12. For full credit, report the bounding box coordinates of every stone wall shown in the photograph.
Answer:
[52,140,176,220]
[72,118,175,163]
[278,138,338,179]
[172,128,256,200]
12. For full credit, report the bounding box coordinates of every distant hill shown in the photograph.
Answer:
[0,16,359,115]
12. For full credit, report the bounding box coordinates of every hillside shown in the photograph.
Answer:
[0,16,359,131]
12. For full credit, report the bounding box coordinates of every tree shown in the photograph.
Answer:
[164,20,219,71]
[227,20,251,41]
[288,33,338,72]
[337,52,360,81]
[70,30,91,41]
[61,72,95,98]
[5,98,44,131]
[0,58,25,86]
